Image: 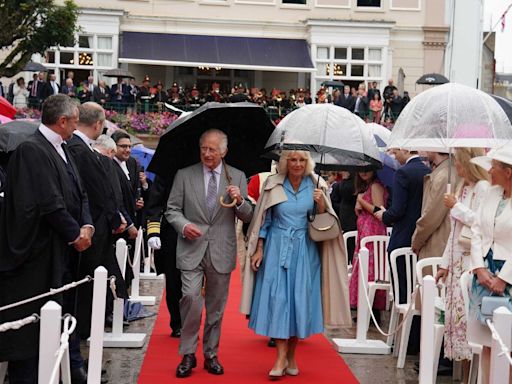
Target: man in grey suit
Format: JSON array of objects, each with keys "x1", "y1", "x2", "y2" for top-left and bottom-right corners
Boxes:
[{"x1": 165, "y1": 129, "x2": 253, "y2": 378}]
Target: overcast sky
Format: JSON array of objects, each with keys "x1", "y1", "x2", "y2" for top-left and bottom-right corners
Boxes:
[{"x1": 484, "y1": 0, "x2": 512, "y2": 73}]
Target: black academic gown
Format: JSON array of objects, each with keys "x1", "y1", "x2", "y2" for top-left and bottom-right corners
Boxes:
[
  {"x1": 67, "y1": 134, "x2": 129, "y2": 337},
  {"x1": 146, "y1": 175, "x2": 182, "y2": 331},
  {"x1": 0, "y1": 131, "x2": 92, "y2": 361}
]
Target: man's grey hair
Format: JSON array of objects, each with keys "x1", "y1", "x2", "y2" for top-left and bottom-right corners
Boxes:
[
  {"x1": 41, "y1": 94, "x2": 78, "y2": 125},
  {"x1": 199, "y1": 129, "x2": 228, "y2": 153},
  {"x1": 94, "y1": 134, "x2": 117, "y2": 153},
  {"x1": 78, "y1": 102, "x2": 105, "y2": 126}
]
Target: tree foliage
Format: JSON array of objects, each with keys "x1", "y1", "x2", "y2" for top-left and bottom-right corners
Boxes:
[{"x1": 0, "y1": 0, "x2": 79, "y2": 78}]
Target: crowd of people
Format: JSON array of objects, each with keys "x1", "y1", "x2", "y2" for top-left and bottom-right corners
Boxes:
[
  {"x1": 1, "y1": 83, "x2": 509, "y2": 384},
  {"x1": 4, "y1": 71, "x2": 409, "y2": 125}
]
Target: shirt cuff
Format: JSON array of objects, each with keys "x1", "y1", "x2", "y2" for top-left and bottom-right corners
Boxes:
[
  {"x1": 235, "y1": 196, "x2": 245, "y2": 209},
  {"x1": 182, "y1": 223, "x2": 191, "y2": 238},
  {"x1": 82, "y1": 224, "x2": 95, "y2": 237}
]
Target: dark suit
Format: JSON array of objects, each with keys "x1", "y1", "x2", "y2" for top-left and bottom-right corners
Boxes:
[
  {"x1": 110, "y1": 83, "x2": 130, "y2": 111},
  {"x1": 353, "y1": 96, "x2": 369, "y2": 119},
  {"x1": 330, "y1": 175, "x2": 357, "y2": 263},
  {"x1": 67, "y1": 134, "x2": 129, "y2": 337},
  {"x1": 92, "y1": 86, "x2": 111, "y2": 105},
  {"x1": 335, "y1": 93, "x2": 355, "y2": 112},
  {"x1": 61, "y1": 84, "x2": 77, "y2": 97},
  {"x1": 382, "y1": 157, "x2": 430, "y2": 303},
  {"x1": 0, "y1": 130, "x2": 92, "y2": 381},
  {"x1": 146, "y1": 175, "x2": 182, "y2": 333}
]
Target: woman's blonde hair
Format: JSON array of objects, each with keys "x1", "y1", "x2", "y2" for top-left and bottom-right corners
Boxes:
[
  {"x1": 277, "y1": 150, "x2": 316, "y2": 175},
  {"x1": 454, "y1": 148, "x2": 490, "y2": 184}
]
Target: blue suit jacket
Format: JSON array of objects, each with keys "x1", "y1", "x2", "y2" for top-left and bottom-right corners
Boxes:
[{"x1": 382, "y1": 157, "x2": 431, "y2": 252}]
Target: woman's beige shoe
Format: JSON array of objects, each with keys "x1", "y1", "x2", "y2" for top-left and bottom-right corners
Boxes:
[
  {"x1": 285, "y1": 367, "x2": 299, "y2": 376},
  {"x1": 269, "y1": 362, "x2": 288, "y2": 379}
]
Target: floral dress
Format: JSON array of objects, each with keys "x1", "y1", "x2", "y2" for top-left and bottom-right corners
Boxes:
[
  {"x1": 441, "y1": 181, "x2": 489, "y2": 361},
  {"x1": 349, "y1": 180, "x2": 388, "y2": 310}
]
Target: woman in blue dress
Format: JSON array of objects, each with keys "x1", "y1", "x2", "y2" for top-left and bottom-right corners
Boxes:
[{"x1": 244, "y1": 150, "x2": 351, "y2": 378}]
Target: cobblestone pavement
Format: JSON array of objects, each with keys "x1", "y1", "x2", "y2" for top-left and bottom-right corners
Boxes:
[{"x1": 83, "y1": 278, "x2": 460, "y2": 384}]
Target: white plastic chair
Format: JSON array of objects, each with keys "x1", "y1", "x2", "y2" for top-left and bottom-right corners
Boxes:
[
  {"x1": 388, "y1": 247, "x2": 419, "y2": 368},
  {"x1": 343, "y1": 230, "x2": 358, "y2": 276},
  {"x1": 415, "y1": 257, "x2": 446, "y2": 376},
  {"x1": 460, "y1": 271, "x2": 483, "y2": 384}
]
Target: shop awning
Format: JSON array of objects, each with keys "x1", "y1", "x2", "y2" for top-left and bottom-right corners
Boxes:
[{"x1": 119, "y1": 32, "x2": 315, "y2": 73}]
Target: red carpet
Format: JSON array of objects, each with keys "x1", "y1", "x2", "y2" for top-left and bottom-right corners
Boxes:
[{"x1": 138, "y1": 268, "x2": 359, "y2": 383}]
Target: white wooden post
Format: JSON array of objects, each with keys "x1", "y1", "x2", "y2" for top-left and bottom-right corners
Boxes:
[
  {"x1": 129, "y1": 228, "x2": 156, "y2": 305},
  {"x1": 419, "y1": 276, "x2": 436, "y2": 384},
  {"x1": 87, "y1": 266, "x2": 107, "y2": 384},
  {"x1": 140, "y1": 245, "x2": 162, "y2": 280},
  {"x1": 332, "y1": 247, "x2": 391, "y2": 354},
  {"x1": 38, "y1": 301, "x2": 62, "y2": 384},
  {"x1": 489, "y1": 307, "x2": 512, "y2": 384},
  {"x1": 103, "y1": 238, "x2": 146, "y2": 348}
]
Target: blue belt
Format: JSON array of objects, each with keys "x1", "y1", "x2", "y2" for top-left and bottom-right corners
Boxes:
[{"x1": 275, "y1": 223, "x2": 307, "y2": 269}]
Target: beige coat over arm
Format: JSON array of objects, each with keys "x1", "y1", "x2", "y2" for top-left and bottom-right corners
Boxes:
[
  {"x1": 412, "y1": 159, "x2": 459, "y2": 260},
  {"x1": 240, "y1": 173, "x2": 352, "y2": 329}
]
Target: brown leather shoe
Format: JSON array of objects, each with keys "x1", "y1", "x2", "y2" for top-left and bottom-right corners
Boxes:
[
  {"x1": 204, "y1": 356, "x2": 224, "y2": 375},
  {"x1": 176, "y1": 354, "x2": 196, "y2": 378}
]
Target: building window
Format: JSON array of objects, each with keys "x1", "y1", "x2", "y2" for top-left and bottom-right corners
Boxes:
[
  {"x1": 44, "y1": 32, "x2": 115, "y2": 84},
  {"x1": 283, "y1": 0, "x2": 306, "y2": 4},
  {"x1": 357, "y1": 0, "x2": 381, "y2": 6},
  {"x1": 313, "y1": 44, "x2": 384, "y2": 92}
]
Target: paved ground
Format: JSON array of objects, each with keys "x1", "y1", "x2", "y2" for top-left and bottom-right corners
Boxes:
[{"x1": 82, "y1": 278, "x2": 461, "y2": 384}]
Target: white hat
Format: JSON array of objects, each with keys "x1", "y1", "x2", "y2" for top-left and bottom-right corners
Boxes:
[{"x1": 470, "y1": 146, "x2": 512, "y2": 171}]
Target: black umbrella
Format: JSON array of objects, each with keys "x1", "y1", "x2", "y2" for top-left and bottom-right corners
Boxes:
[
  {"x1": 416, "y1": 73, "x2": 449, "y2": 85},
  {"x1": 103, "y1": 68, "x2": 135, "y2": 79},
  {"x1": 22, "y1": 61, "x2": 47, "y2": 72},
  {"x1": 491, "y1": 94, "x2": 512, "y2": 125},
  {"x1": 0, "y1": 121, "x2": 39, "y2": 153},
  {"x1": 147, "y1": 102, "x2": 275, "y2": 179},
  {"x1": 321, "y1": 80, "x2": 345, "y2": 89}
]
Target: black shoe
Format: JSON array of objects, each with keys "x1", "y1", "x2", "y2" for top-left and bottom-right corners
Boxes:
[
  {"x1": 267, "y1": 338, "x2": 276, "y2": 348},
  {"x1": 71, "y1": 366, "x2": 87, "y2": 384},
  {"x1": 413, "y1": 363, "x2": 452, "y2": 376},
  {"x1": 204, "y1": 356, "x2": 224, "y2": 375},
  {"x1": 171, "y1": 328, "x2": 181, "y2": 338},
  {"x1": 176, "y1": 354, "x2": 196, "y2": 378}
]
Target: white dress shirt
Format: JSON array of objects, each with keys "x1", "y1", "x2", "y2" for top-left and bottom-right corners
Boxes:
[
  {"x1": 51, "y1": 81, "x2": 59, "y2": 95},
  {"x1": 73, "y1": 130, "x2": 94, "y2": 151},
  {"x1": 114, "y1": 156, "x2": 130, "y2": 180},
  {"x1": 39, "y1": 124, "x2": 67, "y2": 163}
]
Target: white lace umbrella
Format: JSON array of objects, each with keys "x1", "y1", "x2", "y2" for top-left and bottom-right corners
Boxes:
[
  {"x1": 264, "y1": 103, "x2": 381, "y2": 171},
  {"x1": 388, "y1": 83, "x2": 512, "y2": 151}
]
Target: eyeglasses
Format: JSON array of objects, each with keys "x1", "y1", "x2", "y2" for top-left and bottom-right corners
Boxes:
[
  {"x1": 117, "y1": 144, "x2": 132, "y2": 149},
  {"x1": 200, "y1": 146, "x2": 219, "y2": 155}
]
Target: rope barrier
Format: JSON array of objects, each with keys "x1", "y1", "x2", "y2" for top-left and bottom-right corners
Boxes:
[
  {"x1": 486, "y1": 318, "x2": 512, "y2": 366},
  {"x1": 358, "y1": 260, "x2": 421, "y2": 337},
  {"x1": 0, "y1": 276, "x2": 93, "y2": 313},
  {"x1": 49, "y1": 314, "x2": 77, "y2": 384},
  {"x1": 0, "y1": 314, "x2": 40, "y2": 333},
  {"x1": 109, "y1": 276, "x2": 118, "y2": 300}
]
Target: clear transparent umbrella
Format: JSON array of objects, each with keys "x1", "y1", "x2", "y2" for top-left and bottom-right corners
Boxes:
[
  {"x1": 388, "y1": 83, "x2": 512, "y2": 151},
  {"x1": 264, "y1": 104, "x2": 382, "y2": 171}
]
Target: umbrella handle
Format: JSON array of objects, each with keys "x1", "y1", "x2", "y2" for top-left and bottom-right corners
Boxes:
[
  {"x1": 219, "y1": 195, "x2": 237, "y2": 208},
  {"x1": 219, "y1": 158, "x2": 237, "y2": 208}
]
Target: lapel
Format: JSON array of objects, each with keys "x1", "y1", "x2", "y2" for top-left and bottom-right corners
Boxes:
[
  {"x1": 191, "y1": 163, "x2": 209, "y2": 221},
  {"x1": 484, "y1": 186, "x2": 503, "y2": 239},
  {"x1": 211, "y1": 164, "x2": 229, "y2": 221}
]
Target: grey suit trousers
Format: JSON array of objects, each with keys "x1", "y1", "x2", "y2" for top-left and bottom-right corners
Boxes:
[{"x1": 179, "y1": 247, "x2": 231, "y2": 358}]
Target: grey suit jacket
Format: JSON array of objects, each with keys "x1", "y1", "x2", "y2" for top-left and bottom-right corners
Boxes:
[{"x1": 165, "y1": 162, "x2": 253, "y2": 273}]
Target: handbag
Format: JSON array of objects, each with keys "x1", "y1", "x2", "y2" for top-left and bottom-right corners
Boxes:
[
  {"x1": 457, "y1": 189, "x2": 475, "y2": 250},
  {"x1": 458, "y1": 224, "x2": 472, "y2": 250},
  {"x1": 308, "y1": 212, "x2": 340, "y2": 242},
  {"x1": 478, "y1": 295, "x2": 512, "y2": 325}
]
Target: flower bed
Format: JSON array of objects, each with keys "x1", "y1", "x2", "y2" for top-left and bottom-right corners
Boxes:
[{"x1": 104, "y1": 110, "x2": 179, "y2": 136}]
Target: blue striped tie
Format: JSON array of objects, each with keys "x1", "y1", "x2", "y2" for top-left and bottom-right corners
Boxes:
[{"x1": 206, "y1": 171, "x2": 217, "y2": 218}]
